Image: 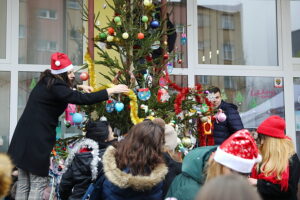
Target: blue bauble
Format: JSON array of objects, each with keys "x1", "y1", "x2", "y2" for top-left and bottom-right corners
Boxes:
[
  {"x1": 106, "y1": 100, "x2": 115, "y2": 113},
  {"x1": 138, "y1": 89, "x2": 151, "y2": 101},
  {"x1": 72, "y1": 113, "x2": 83, "y2": 124},
  {"x1": 150, "y1": 20, "x2": 160, "y2": 29},
  {"x1": 115, "y1": 102, "x2": 124, "y2": 112}
]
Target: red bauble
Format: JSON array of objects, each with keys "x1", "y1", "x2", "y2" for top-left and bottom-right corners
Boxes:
[
  {"x1": 80, "y1": 72, "x2": 89, "y2": 81},
  {"x1": 137, "y1": 32, "x2": 144, "y2": 39},
  {"x1": 177, "y1": 59, "x2": 183, "y2": 64},
  {"x1": 146, "y1": 55, "x2": 153, "y2": 62},
  {"x1": 107, "y1": 27, "x2": 115, "y2": 35},
  {"x1": 163, "y1": 53, "x2": 169, "y2": 59}
]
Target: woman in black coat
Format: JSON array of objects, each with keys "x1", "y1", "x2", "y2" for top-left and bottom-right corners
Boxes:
[{"x1": 7, "y1": 52, "x2": 129, "y2": 200}]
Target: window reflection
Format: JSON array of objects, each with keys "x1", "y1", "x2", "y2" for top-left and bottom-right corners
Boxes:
[
  {"x1": 0, "y1": 72, "x2": 10, "y2": 152},
  {"x1": 19, "y1": 0, "x2": 83, "y2": 65},
  {"x1": 291, "y1": 0, "x2": 300, "y2": 58},
  {"x1": 0, "y1": 0, "x2": 7, "y2": 59},
  {"x1": 195, "y1": 75, "x2": 284, "y2": 128},
  {"x1": 293, "y1": 78, "x2": 300, "y2": 154},
  {"x1": 197, "y1": 0, "x2": 277, "y2": 66}
]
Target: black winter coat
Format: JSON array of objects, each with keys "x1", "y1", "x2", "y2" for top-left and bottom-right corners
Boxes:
[
  {"x1": 213, "y1": 100, "x2": 244, "y2": 145},
  {"x1": 256, "y1": 153, "x2": 300, "y2": 200},
  {"x1": 8, "y1": 77, "x2": 108, "y2": 177}
]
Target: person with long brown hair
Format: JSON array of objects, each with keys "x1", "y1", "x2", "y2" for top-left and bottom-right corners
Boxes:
[
  {"x1": 97, "y1": 120, "x2": 168, "y2": 200},
  {"x1": 249, "y1": 116, "x2": 300, "y2": 200},
  {"x1": 7, "y1": 52, "x2": 129, "y2": 200}
]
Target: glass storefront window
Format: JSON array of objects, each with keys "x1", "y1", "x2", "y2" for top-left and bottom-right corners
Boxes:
[
  {"x1": 18, "y1": 72, "x2": 82, "y2": 139},
  {"x1": 195, "y1": 75, "x2": 284, "y2": 128},
  {"x1": 293, "y1": 78, "x2": 300, "y2": 154},
  {"x1": 0, "y1": 72, "x2": 10, "y2": 152},
  {"x1": 19, "y1": 0, "x2": 83, "y2": 65},
  {"x1": 291, "y1": 0, "x2": 300, "y2": 58},
  {"x1": 0, "y1": 0, "x2": 7, "y2": 59},
  {"x1": 168, "y1": 0, "x2": 188, "y2": 68},
  {"x1": 197, "y1": 0, "x2": 278, "y2": 66}
]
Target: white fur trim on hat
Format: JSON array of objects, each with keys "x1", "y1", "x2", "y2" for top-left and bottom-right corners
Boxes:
[
  {"x1": 51, "y1": 64, "x2": 74, "y2": 75},
  {"x1": 213, "y1": 147, "x2": 260, "y2": 173}
]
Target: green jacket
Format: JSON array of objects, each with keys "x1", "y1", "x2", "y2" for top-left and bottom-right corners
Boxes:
[{"x1": 165, "y1": 146, "x2": 217, "y2": 200}]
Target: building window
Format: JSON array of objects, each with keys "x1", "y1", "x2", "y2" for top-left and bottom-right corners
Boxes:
[
  {"x1": 223, "y1": 43, "x2": 234, "y2": 61},
  {"x1": 291, "y1": 0, "x2": 300, "y2": 58},
  {"x1": 67, "y1": 0, "x2": 81, "y2": 9},
  {"x1": 37, "y1": 9, "x2": 57, "y2": 19},
  {"x1": 221, "y1": 15, "x2": 235, "y2": 30},
  {"x1": 37, "y1": 40, "x2": 57, "y2": 52},
  {"x1": 198, "y1": 13, "x2": 210, "y2": 27}
]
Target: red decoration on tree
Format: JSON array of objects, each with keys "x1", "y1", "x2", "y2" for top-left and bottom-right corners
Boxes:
[
  {"x1": 107, "y1": 27, "x2": 115, "y2": 35},
  {"x1": 137, "y1": 32, "x2": 144, "y2": 39},
  {"x1": 79, "y1": 72, "x2": 89, "y2": 81},
  {"x1": 177, "y1": 59, "x2": 183, "y2": 64},
  {"x1": 163, "y1": 53, "x2": 169, "y2": 59}
]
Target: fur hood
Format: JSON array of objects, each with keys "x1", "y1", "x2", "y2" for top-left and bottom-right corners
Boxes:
[{"x1": 102, "y1": 146, "x2": 168, "y2": 191}]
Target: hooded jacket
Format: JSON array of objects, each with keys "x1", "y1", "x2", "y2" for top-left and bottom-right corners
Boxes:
[
  {"x1": 100, "y1": 146, "x2": 168, "y2": 200},
  {"x1": 59, "y1": 139, "x2": 108, "y2": 200},
  {"x1": 165, "y1": 146, "x2": 218, "y2": 200},
  {"x1": 213, "y1": 100, "x2": 244, "y2": 145}
]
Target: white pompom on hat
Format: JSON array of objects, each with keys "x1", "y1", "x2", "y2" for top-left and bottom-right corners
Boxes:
[
  {"x1": 214, "y1": 129, "x2": 262, "y2": 173},
  {"x1": 50, "y1": 52, "x2": 74, "y2": 74},
  {"x1": 164, "y1": 124, "x2": 178, "y2": 151}
]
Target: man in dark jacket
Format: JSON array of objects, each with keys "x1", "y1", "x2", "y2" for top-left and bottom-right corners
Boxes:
[{"x1": 208, "y1": 86, "x2": 244, "y2": 145}]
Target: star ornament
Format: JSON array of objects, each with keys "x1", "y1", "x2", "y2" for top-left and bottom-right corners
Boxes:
[{"x1": 206, "y1": 93, "x2": 216, "y2": 102}]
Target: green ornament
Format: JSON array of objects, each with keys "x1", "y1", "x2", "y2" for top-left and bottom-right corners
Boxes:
[
  {"x1": 114, "y1": 16, "x2": 121, "y2": 23},
  {"x1": 142, "y1": 15, "x2": 148, "y2": 22},
  {"x1": 99, "y1": 32, "x2": 107, "y2": 39}
]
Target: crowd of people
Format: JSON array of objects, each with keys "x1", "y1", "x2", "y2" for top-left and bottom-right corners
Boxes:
[{"x1": 0, "y1": 52, "x2": 299, "y2": 200}]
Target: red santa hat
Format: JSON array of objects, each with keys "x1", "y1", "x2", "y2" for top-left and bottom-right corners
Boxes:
[
  {"x1": 214, "y1": 129, "x2": 261, "y2": 173},
  {"x1": 50, "y1": 52, "x2": 74, "y2": 75},
  {"x1": 257, "y1": 115, "x2": 288, "y2": 139}
]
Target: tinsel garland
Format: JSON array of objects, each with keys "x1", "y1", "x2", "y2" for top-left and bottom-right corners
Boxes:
[{"x1": 85, "y1": 52, "x2": 102, "y2": 92}]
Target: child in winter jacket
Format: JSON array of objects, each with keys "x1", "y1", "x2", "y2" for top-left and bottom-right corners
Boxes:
[
  {"x1": 249, "y1": 116, "x2": 300, "y2": 200},
  {"x1": 59, "y1": 119, "x2": 116, "y2": 200}
]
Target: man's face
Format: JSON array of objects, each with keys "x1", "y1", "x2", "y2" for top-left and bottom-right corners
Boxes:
[{"x1": 212, "y1": 92, "x2": 222, "y2": 108}]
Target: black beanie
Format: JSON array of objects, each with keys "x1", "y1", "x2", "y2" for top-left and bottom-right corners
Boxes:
[{"x1": 85, "y1": 121, "x2": 109, "y2": 142}]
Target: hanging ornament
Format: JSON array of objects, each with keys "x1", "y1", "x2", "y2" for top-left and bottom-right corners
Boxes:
[
  {"x1": 163, "y1": 41, "x2": 168, "y2": 46},
  {"x1": 138, "y1": 88, "x2": 151, "y2": 101},
  {"x1": 114, "y1": 37, "x2": 120, "y2": 43},
  {"x1": 181, "y1": 137, "x2": 192, "y2": 148},
  {"x1": 114, "y1": 16, "x2": 121, "y2": 23},
  {"x1": 140, "y1": 104, "x2": 149, "y2": 113},
  {"x1": 163, "y1": 53, "x2": 169, "y2": 59},
  {"x1": 122, "y1": 32, "x2": 129, "y2": 39},
  {"x1": 200, "y1": 104, "x2": 209, "y2": 113},
  {"x1": 143, "y1": 0, "x2": 152, "y2": 7},
  {"x1": 177, "y1": 59, "x2": 183, "y2": 64},
  {"x1": 107, "y1": 35, "x2": 114, "y2": 42},
  {"x1": 79, "y1": 72, "x2": 89, "y2": 81},
  {"x1": 107, "y1": 27, "x2": 115, "y2": 35},
  {"x1": 146, "y1": 55, "x2": 153, "y2": 62},
  {"x1": 99, "y1": 32, "x2": 107, "y2": 40},
  {"x1": 65, "y1": 104, "x2": 76, "y2": 125},
  {"x1": 215, "y1": 112, "x2": 226, "y2": 123},
  {"x1": 103, "y1": 4, "x2": 107, "y2": 9},
  {"x1": 151, "y1": 41, "x2": 160, "y2": 50},
  {"x1": 167, "y1": 62, "x2": 173, "y2": 73},
  {"x1": 181, "y1": 33, "x2": 187, "y2": 45},
  {"x1": 72, "y1": 113, "x2": 83, "y2": 124},
  {"x1": 150, "y1": 20, "x2": 160, "y2": 29},
  {"x1": 106, "y1": 99, "x2": 115, "y2": 113},
  {"x1": 159, "y1": 76, "x2": 168, "y2": 87},
  {"x1": 157, "y1": 88, "x2": 170, "y2": 103},
  {"x1": 142, "y1": 15, "x2": 149, "y2": 23},
  {"x1": 115, "y1": 102, "x2": 124, "y2": 112},
  {"x1": 137, "y1": 32, "x2": 144, "y2": 39}
]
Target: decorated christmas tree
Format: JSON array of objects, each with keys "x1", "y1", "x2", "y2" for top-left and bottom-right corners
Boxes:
[{"x1": 78, "y1": 0, "x2": 217, "y2": 147}]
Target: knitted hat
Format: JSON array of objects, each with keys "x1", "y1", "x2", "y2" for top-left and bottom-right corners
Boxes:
[
  {"x1": 50, "y1": 52, "x2": 74, "y2": 74},
  {"x1": 86, "y1": 121, "x2": 109, "y2": 142},
  {"x1": 214, "y1": 129, "x2": 261, "y2": 173},
  {"x1": 164, "y1": 124, "x2": 178, "y2": 151},
  {"x1": 257, "y1": 115, "x2": 287, "y2": 138}
]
